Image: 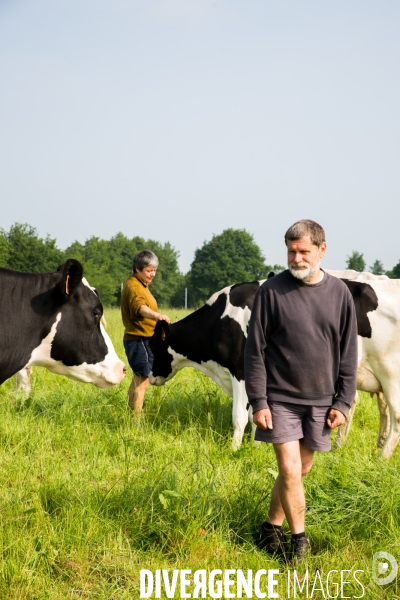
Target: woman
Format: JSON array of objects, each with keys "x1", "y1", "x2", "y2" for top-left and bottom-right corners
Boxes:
[{"x1": 121, "y1": 250, "x2": 171, "y2": 412}]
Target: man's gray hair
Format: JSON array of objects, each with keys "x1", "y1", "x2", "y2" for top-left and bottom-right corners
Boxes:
[
  {"x1": 133, "y1": 250, "x2": 159, "y2": 272},
  {"x1": 285, "y1": 219, "x2": 325, "y2": 247}
]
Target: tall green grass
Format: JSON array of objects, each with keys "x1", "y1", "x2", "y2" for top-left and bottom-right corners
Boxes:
[{"x1": 0, "y1": 308, "x2": 399, "y2": 598}]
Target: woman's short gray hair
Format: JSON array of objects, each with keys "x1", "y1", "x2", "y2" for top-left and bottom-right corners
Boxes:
[
  {"x1": 284, "y1": 219, "x2": 325, "y2": 247},
  {"x1": 133, "y1": 250, "x2": 159, "y2": 272}
]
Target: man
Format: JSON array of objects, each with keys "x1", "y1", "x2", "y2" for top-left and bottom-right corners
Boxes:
[
  {"x1": 121, "y1": 250, "x2": 171, "y2": 414},
  {"x1": 244, "y1": 219, "x2": 358, "y2": 564}
]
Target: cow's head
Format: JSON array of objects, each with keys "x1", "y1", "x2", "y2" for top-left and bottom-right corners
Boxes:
[
  {"x1": 148, "y1": 320, "x2": 175, "y2": 385},
  {"x1": 29, "y1": 259, "x2": 126, "y2": 388}
]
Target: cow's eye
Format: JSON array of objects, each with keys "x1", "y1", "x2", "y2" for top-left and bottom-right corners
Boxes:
[{"x1": 92, "y1": 308, "x2": 102, "y2": 318}]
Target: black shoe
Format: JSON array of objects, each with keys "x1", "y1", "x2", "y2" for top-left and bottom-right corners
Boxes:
[
  {"x1": 287, "y1": 535, "x2": 310, "y2": 565},
  {"x1": 255, "y1": 522, "x2": 287, "y2": 556}
]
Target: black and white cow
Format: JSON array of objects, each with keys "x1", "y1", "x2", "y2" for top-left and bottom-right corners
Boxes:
[
  {"x1": 150, "y1": 276, "x2": 400, "y2": 457},
  {"x1": 14, "y1": 366, "x2": 33, "y2": 395},
  {"x1": 334, "y1": 389, "x2": 389, "y2": 449},
  {"x1": 326, "y1": 270, "x2": 390, "y2": 449},
  {"x1": 13, "y1": 308, "x2": 109, "y2": 395},
  {"x1": 0, "y1": 259, "x2": 126, "y2": 388},
  {"x1": 150, "y1": 281, "x2": 261, "y2": 449},
  {"x1": 338, "y1": 277, "x2": 400, "y2": 458},
  {"x1": 326, "y1": 269, "x2": 389, "y2": 281}
]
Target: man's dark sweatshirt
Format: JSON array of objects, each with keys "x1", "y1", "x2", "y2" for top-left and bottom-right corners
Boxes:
[{"x1": 244, "y1": 270, "x2": 358, "y2": 417}]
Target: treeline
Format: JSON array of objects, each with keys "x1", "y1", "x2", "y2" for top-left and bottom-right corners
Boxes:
[
  {"x1": 0, "y1": 224, "x2": 183, "y2": 306},
  {"x1": 346, "y1": 251, "x2": 400, "y2": 278},
  {"x1": 1, "y1": 223, "x2": 399, "y2": 307}
]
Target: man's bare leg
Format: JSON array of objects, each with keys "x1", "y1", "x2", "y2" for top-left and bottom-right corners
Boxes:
[
  {"x1": 268, "y1": 441, "x2": 314, "y2": 533},
  {"x1": 128, "y1": 374, "x2": 150, "y2": 412}
]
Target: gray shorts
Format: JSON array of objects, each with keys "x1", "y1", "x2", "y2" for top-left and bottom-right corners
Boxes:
[{"x1": 254, "y1": 401, "x2": 332, "y2": 452}]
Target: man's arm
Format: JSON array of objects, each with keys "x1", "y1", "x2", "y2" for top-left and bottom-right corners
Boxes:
[
  {"x1": 331, "y1": 296, "x2": 358, "y2": 418},
  {"x1": 245, "y1": 287, "x2": 271, "y2": 421}
]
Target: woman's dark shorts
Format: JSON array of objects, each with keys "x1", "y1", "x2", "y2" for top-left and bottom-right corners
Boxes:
[
  {"x1": 254, "y1": 401, "x2": 332, "y2": 452},
  {"x1": 124, "y1": 338, "x2": 154, "y2": 377}
]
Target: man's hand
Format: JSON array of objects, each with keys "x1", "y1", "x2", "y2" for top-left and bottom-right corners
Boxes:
[
  {"x1": 326, "y1": 408, "x2": 346, "y2": 429},
  {"x1": 253, "y1": 408, "x2": 273, "y2": 430}
]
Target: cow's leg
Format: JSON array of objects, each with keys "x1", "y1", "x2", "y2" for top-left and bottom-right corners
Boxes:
[
  {"x1": 380, "y1": 379, "x2": 400, "y2": 459},
  {"x1": 231, "y1": 379, "x2": 249, "y2": 450},
  {"x1": 14, "y1": 366, "x2": 32, "y2": 396},
  {"x1": 376, "y1": 392, "x2": 390, "y2": 447},
  {"x1": 333, "y1": 391, "x2": 359, "y2": 448}
]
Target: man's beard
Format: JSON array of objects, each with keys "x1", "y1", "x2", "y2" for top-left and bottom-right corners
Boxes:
[{"x1": 289, "y1": 261, "x2": 320, "y2": 282}]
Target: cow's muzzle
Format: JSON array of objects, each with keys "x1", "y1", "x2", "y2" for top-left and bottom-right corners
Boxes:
[{"x1": 148, "y1": 372, "x2": 166, "y2": 386}]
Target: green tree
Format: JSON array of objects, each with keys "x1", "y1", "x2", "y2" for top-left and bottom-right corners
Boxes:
[
  {"x1": 65, "y1": 235, "x2": 132, "y2": 306},
  {"x1": 169, "y1": 271, "x2": 190, "y2": 308},
  {"x1": 270, "y1": 264, "x2": 286, "y2": 275},
  {"x1": 144, "y1": 239, "x2": 183, "y2": 306},
  {"x1": 369, "y1": 260, "x2": 385, "y2": 275},
  {"x1": 188, "y1": 228, "x2": 270, "y2": 305},
  {"x1": 107, "y1": 233, "x2": 145, "y2": 304},
  {"x1": 0, "y1": 228, "x2": 9, "y2": 267},
  {"x1": 5, "y1": 223, "x2": 64, "y2": 272},
  {"x1": 64, "y1": 240, "x2": 85, "y2": 264},
  {"x1": 65, "y1": 233, "x2": 182, "y2": 306},
  {"x1": 346, "y1": 251, "x2": 366, "y2": 272},
  {"x1": 386, "y1": 260, "x2": 400, "y2": 279}
]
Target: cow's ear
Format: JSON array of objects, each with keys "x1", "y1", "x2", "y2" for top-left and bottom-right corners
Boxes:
[
  {"x1": 59, "y1": 259, "x2": 84, "y2": 299},
  {"x1": 155, "y1": 320, "x2": 169, "y2": 339},
  {"x1": 267, "y1": 271, "x2": 275, "y2": 279}
]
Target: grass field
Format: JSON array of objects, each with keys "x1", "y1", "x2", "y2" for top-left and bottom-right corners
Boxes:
[{"x1": 1, "y1": 307, "x2": 400, "y2": 599}]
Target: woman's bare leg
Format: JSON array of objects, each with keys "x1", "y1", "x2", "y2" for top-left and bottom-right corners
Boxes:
[{"x1": 128, "y1": 374, "x2": 150, "y2": 412}]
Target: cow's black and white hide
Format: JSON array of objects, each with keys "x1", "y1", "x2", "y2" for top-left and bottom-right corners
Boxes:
[
  {"x1": 326, "y1": 269, "x2": 389, "y2": 281},
  {"x1": 0, "y1": 260, "x2": 125, "y2": 389},
  {"x1": 336, "y1": 277, "x2": 400, "y2": 458},
  {"x1": 334, "y1": 390, "x2": 390, "y2": 450},
  {"x1": 150, "y1": 281, "x2": 262, "y2": 449},
  {"x1": 327, "y1": 271, "x2": 392, "y2": 451},
  {"x1": 13, "y1": 311, "x2": 109, "y2": 395}
]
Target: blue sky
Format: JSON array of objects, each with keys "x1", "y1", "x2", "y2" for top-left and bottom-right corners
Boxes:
[{"x1": 0, "y1": 0, "x2": 399, "y2": 272}]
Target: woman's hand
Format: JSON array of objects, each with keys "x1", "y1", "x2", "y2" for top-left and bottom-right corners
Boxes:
[
  {"x1": 139, "y1": 305, "x2": 171, "y2": 323},
  {"x1": 157, "y1": 313, "x2": 171, "y2": 324}
]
